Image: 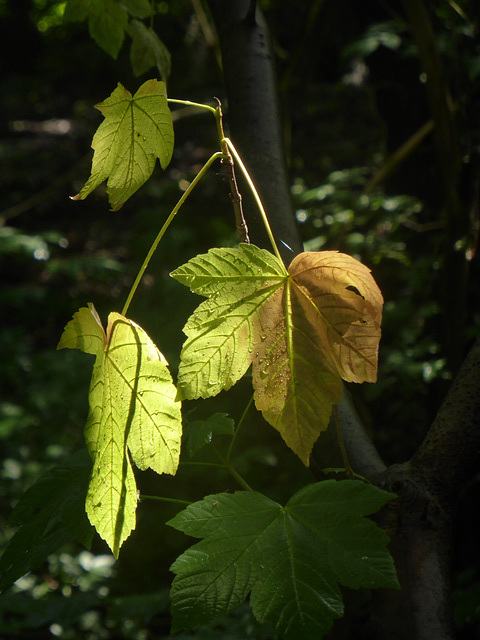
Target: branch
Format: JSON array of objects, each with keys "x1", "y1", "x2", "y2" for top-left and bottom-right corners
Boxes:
[
  {"x1": 368, "y1": 336, "x2": 480, "y2": 639},
  {"x1": 207, "y1": 0, "x2": 385, "y2": 480},
  {"x1": 206, "y1": 0, "x2": 302, "y2": 262},
  {"x1": 410, "y1": 335, "x2": 480, "y2": 495}
]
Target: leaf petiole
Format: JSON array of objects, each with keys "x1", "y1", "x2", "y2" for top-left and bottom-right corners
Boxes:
[
  {"x1": 212, "y1": 446, "x2": 254, "y2": 492},
  {"x1": 122, "y1": 150, "x2": 223, "y2": 316},
  {"x1": 226, "y1": 394, "x2": 255, "y2": 464},
  {"x1": 140, "y1": 494, "x2": 192, "y2": 506},
  {"x1": 167, "y1": 98, "x2": 217, "y2": 116},
  {"x1": 224, "y1": 138, "x2": 287, "y2": 271}
]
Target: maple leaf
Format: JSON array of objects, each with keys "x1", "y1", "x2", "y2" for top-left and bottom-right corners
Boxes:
[
  {"x1": 0, "y1": 450, "x2": 94, "y2": 592},
  {"x1": 57, "y1": 303, "x2": 182, "y2": 555},
  {"x1": 129, "y1": 19, "x2": 171, "y2": 80},
  {"x1": 64, "y1": 0, "x2": 151, "y2": 58},
  {"x1": 71, "y1": 79, "x2": 174, "y2": 211},
  {"x1": 168, "y1": 481, "x2": 399, "y2": 640},
  {"x1": 171, "y1": 245, "x2": 383, "y2": 465},
  {"x1": 183, "y1": 412, "x2": 235, "y2": 458}
]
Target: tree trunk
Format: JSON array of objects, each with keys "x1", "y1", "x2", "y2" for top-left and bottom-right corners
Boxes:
[
  {"x1": 206, "y1": 0, "x2": 302, "y2": 263},
  {"x1": 206, "y1": 2, "x2": 480, "y2": 638}
]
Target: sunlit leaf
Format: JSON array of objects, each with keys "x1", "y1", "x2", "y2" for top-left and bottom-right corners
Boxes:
[
  {"x1": 171, "y1": 244, "x2": 285, "y2": 399},
  {"x1": 253, "y1": 250, "x2": 383, "y2": 463},
  {"x1": 172, "y1": 245, "x2": 382, "y2": 465},
  {"x1": 129, "y1": 19, "x2": 171, "y2": 80},
  {"x1": 71, "y1": 79, "x2": 174, "y2": 211},
  {"x1": 168, "y1": 480, "x2": 398, "y2": 639},
  {"x1": 58, "y1": 304, "x2": 182, "y2": 556}
]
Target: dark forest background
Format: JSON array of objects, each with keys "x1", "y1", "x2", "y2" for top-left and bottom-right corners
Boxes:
[{"x1": 1, "y1": 1, "x2": 480, "y2": 638}]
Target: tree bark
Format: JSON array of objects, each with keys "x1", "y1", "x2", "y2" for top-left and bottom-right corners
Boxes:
[
  {"x1": 205, "y1": 0, "x2": 385, "y2": 481},
  {"x1": 370, "y1": 336, "x2": 480, "y2": 640},
  {"x1": 206, "y1": 2, "x2": 480, "y2": 639},
  {"x1": 206, "y1": 0, "x2": 303, "y2": 263}
]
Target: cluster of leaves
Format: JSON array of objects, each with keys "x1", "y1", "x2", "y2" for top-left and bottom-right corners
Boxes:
[
  {"x1": 293, "y1": 167, "x2": 423, "y2": 261},
  {"x1": 0, "y1": 77, "x2": 397, "y2": 640},
  {"x1": 172, "y1": 244, "x2": 383, "y2": 465},
  {"x1": 64, "y1": 0, "x2": 171, "y2": 78}
]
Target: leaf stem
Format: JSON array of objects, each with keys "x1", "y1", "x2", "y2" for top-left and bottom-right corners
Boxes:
[
  {"x1": 226, "y1": 394, "x2": 255, "y2": 463},
  {"x1": 212, "y1": 446, "x2": 255, "y2": 492},
  {"x1": 212, "y1": 102, "x2": 250, "y2": 243},
  {"x1": 121, "y1": 151, "x2": 223, "y2": 316},
  {"x1": 167, "y1": 98, "x2": 217, "y2": 116},
  {"x1": 139, "y1": 494, "x2": 192, "y2": 506},
  {"x1": 224, "y1": 138, "x2": 286, "y2": 271}
]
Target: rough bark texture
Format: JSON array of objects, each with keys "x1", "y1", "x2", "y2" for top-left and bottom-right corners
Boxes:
[
  {"x1": 206, "y1": 2, "x2": 480, "y2": 639},
  {"x1": 412, "y1": 335, "x2": 480, "y2": 493},
  {"x1": 370, "y1": 337, "x2": 480, "y2": 640}
]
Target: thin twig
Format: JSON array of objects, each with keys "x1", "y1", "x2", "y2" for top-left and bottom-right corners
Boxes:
[
  {"x1": 214, "y1": 101, "x2": 250, "y2": 243},
  {"x1": 220, "y1": 153, "x2": 250, "y2": 243},
  {"x1": 225, "y1": 138, "x2": 286, "y2": 269}
]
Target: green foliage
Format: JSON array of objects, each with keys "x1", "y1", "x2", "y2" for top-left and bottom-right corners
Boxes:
[
  {"x1": 343, "y1": 20, "x2": 404, "y2": 58},
  {"x1": 3, "y1": 1, "x2": 480, "y2": 637},
  {"x1": 183, "y1": 413, "x2": 235, "y2": 458},
  {"x1": 294, "y1": 167, "x2": 423, "y2": 260},
  {"x1": 171, "y1": 244, "x2": 286, "y2": 398},
  {"x1": 71, "y1": 79, "x2": 174, "y2": 211},
  {"x1": 57, "y1": 304, "x2": 182, "y2": 555},
  {"x1": 1, "y1": 81, "x2": 393, "y2": 637},
  {"x1": 0, "y1": 589, "x2": 99, "y2": 637},
  {"x1": 168, "y1": 481, "x2": 398, "y2": 638},
  {"x1": 64, "y1": 0, "x2": 151, "y2": 58},
  {"x1": 172, "y1": 244, "x2": 382, "y2": 465},
  {"x1": 0, "y1": 450, "x2": 93, "y2": 591},
  {"x1": 129, "y1": 19, "x2": 171, "y2": 79}
]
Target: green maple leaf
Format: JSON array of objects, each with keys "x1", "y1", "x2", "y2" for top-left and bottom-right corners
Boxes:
[
  {"x1": 71, "y1": 79, "x2": 174, "y2": 211},
  {"x1": 168, "y1": 480, "x2": 399, "y2": 639},
  {"x1": 0, "y1": 450, "x2": 93, "y2": 592},
  {"x1": 122, "y1": 0, "x2": 151, "y2": 18},
  {"x1": 171, "y1": 244, "x2": 383, "y2": 465},
  {"x1": 57, "y1": 303, "x2": 182, "y2": 556},
  {"x1": 64, "y1": 0, "x2": 151, "y2": 58},
  {"x1": 183, "y1": 412, "x2": 235, "y2": 458},
  {"x1": 129, "y1": 19, "x2": 171, "y2": 80}
]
